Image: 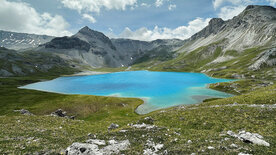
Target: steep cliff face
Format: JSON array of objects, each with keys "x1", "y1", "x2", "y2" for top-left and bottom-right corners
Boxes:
[{"x1": 182, "y1": 5, "x2": 276, "y2": 53}]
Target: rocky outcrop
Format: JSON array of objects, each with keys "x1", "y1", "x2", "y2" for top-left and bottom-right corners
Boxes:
[
  {"x1": 51, "y1": 109, "x2": 75, "y2": 119},
  {"x1": 44, "y1": 37, "x2": 91, "y2": 51},
  {"x1": 227, "y1": 130, "x2": 270, "y2": 146},
  {"x1": 108, "y1": 123, "x2": 119, "y2": 130},
  {"x1": 249, "y1": 48, "x2": 276, "y2": 70},
  {"x1": 14, "y1": 109, "x2": 33, "y2": 115},
  {"x1": 65, "y1": 139, "x2": 130, "y2": 155},
  {"x1": 191, "y1": 18, "x2": 225, "y2": 40}
]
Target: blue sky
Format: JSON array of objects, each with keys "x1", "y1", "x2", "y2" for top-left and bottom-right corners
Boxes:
[{"x1": 0, "y1": 0, "x2": 275, "y2": 40}]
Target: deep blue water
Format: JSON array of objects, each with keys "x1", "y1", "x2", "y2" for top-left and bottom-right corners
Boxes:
[{"x1": 20, "y1": 71, "x2": 234, "y2": 114}]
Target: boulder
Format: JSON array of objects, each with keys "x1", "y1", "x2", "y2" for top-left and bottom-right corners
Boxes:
[
  {"x1": 108, "y1": 123, "x2": 119, "y2": 130},
  {"x1": 51, "y1": 109, "x2": 66, "y2": 117},
  {"x1": 227, "y1": 130, "x2": 270, "y2": 146},
  {"x1": 51, "y1": 109, "x2": 75, "y2": 119},
  {"x1": 231, "y1": 73, "x2": 245, "y2": 79},
  {"x1": 14, "y1": 109, "x2": 33, "y2": 115},
  {"x1": 66, "y1": 140, "x2": 130, "y2": 155},
  {"x1": 138, "y1": 117, "x2": 155, "y2": 125}
]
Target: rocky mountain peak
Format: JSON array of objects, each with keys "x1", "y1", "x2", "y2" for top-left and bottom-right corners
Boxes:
[
  {"x1": 244, "y1": 5, "x2": 276, "y2": 11},
  {"x1": 238, "y1": 5, "x2": 276, "y2": 23},
  {"x1": 75, "y1": 26, "x2": 116, "y2": 50},
  {"x1": 208, "y1": 18, "x2": 224, "y2": 26},
  {"x1": 190, "y1": 18, "x2": 225, "y2": 40},
  {"x1": 78, "y1": 26, "x2": 105, "y2": 38}
]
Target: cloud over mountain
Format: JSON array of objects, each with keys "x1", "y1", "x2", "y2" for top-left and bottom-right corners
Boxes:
[
  {"x1": 115, "y1": 18, "x2": 211, "y2": 41},
  {"x1": 0, "y1": 0, "x2": 72, "y2": 37},
  {"x1": 59, "y1": 0, "x2": 137, "y2": 13}
]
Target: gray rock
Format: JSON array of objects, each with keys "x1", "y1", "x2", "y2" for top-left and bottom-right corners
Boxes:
[
  {"x1": 86, "y1": 139, "x2": 106, "y2": 146},
  {"x1": 238, "y1": 153, "x2": 252, "y2": 155},
  {"x1": 230, "y1": 143, "x2": 238, "y2": 148},
  {"x1": 249, "y1": 48, "x2": 276, "y2": 70},
  {"x1": 233, "y1": 102, "x2": 239, "y2": 105},
  {"x1": 50, "y1": 109, "x2": 75, "y2": 119},
  {"x1": 138, "y1": 116, "x2": 155, "y2": 125},
  {"x1": 108, "y1": 123, "x2": 119, "y2": 130},
  {"x1": 51, "y1": 109, "x2": 66, "y2": 117},
  {"x1": 144, "y1": 117, "x2": 154, "y2": 124},
  {"x1": 207, "y1": 146, "x2": 215, "y2": 150},
  {"x1": 66, "y1": 140, "x2": 130, "y2": 155},
  {"x1": 227, "y1": 130, "x2": 270, "y2": 146},
  {"x1": 14, "y1": 109, "x2": 33, "y2": 115},
  {"x1": 231, "y1": 74, "x2": 245, "y2": 79}
]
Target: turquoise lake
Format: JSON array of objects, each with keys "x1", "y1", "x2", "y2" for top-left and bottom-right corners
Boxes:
[{"x1": 20, "y1": 71, "x2": 234, "y2": 114}]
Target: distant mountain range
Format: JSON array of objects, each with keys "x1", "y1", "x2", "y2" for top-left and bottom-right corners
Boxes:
[
  {"x1": 0, "y1": 5, "x2": 275, "y2": 78},
  {"x1": 0, "y1": 30, "x2": 54, "y2": 50},
  {"x1": 34, "y1": 26, "x2": 183, "y2": 68}
]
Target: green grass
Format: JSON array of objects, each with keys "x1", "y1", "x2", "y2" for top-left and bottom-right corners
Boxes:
[
  {"x1": 90, "y1": 84, "x2": 276, "y2": 154},
  {"x1": 0, "y1": 74, "x2": 145, "y2": 153}
]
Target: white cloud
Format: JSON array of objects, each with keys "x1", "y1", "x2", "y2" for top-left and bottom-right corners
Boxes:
[
  {"x1": 168, "y1": 4, "x2": 176, "y2": 10},
  {"x1": 59, "y1": 0, "x2": 137, "y2": 13},
  {"x1": 0, "y1": 0, "x2": 71, "y2": 36},
  {"x1": 115, "y1": 18, "x2": 211, "y2": 41},
  {"x1": 267, "y1": 0, "x2": 276, "y2": 5},
  {"x1": 213, "y1": 0, "x2": 252, "y2": 9},
  {"x1": 155, "y1": 0, "x2": 164, "y2": 7},
  {"x1": 218, "y1": 5, "x2": 246, "y2": 20},
  {"x1": 82, "y1": 14, "x2": 96, "y2": 23},
  {"x1": 141, "y1": 3, "x2": 151, "y2": 8}
]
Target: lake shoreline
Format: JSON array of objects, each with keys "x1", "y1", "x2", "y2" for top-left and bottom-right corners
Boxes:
[{"x1": 66, "y1": 71, "x2": 111, "y2": 76}]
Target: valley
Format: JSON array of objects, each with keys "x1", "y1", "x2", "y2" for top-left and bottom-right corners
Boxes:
[{"x1": 0, "y1": 4, "x2": 275, "y2": 155}]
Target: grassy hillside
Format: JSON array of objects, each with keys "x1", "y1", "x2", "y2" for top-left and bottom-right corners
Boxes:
[
  {"x1": 0, "y1": 74, "x2": 144, "y2": 154},
  {"x1": 0, "y1": 74, "x2": 275, "y2": 154}
]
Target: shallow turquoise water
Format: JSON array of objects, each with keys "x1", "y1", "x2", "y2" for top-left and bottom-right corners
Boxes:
[{"x1": 20, "y1": 71, "x2": 234, "y2": 114}]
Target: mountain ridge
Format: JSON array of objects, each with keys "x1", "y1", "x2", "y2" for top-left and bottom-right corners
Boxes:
[
  {"x1": 0, "y1": 30, "x2": 54, "y2": 50},
  {"x1": 34, "y1": 26, "x2": 183, "y2": 68},
  {"x1": 184, "y1": 5, "x2": 276, "y2": 53},
  {"x1": 1, "y1": 5, "x2": 276, "y2": 77}
]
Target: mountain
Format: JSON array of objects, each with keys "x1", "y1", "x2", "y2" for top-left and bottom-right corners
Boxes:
[
  {"x1": 0, "y1": 30, "x2": 54, "y2": 50},
  {"x1": 182, "y1": 5, "x2": 276, "y2": 52},
  {"x1": 134, "y1": 5, "x2": 276, "y2": 81},
  {"x1": 1, "y1": 5, "x2": 276, "y2": 78},
  {"x1": 35, "y1": 26, "x2": 183, "y2": 68}
]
